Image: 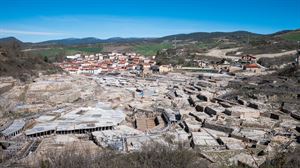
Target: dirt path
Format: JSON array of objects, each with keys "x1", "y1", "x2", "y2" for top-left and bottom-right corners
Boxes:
[
  {"x1": 253, "y1": 50, "x2": 297, "y2": 58},
  {"x1": 205, "y1": 48, "x2": 239, "y2": 57},
  {"x1": 21, "y1": 47, "x2": 52, "y2": 52},
  {"x1": 201, "y1": 48, "x2": 240, "y2": 59},
  {"x1": 202, "y1": 48, "x2": 297, "y2": 60}
]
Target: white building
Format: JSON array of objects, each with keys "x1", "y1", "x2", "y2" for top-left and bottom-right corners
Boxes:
[{"x1": 66, "y1": 54, "x2": 81, "y2": 60}]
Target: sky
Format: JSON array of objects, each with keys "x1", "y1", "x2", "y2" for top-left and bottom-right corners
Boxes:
[{"x1": 0, "y1": 0, "x2": 299, "y2": 42}]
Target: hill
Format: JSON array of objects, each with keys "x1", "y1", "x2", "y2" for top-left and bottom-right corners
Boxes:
[
  {"x1": 276, "y1": 30, "x2": 300, "y2": 41},
  {"x1": 159, "y1": 31, "x2": 262, "y2": 41},
  {"x1": 0, "y1": 38, "x2": 61, "y2": 81},
  {"x1": 32, "y1": 31, "x2": 263, "y2": 46},
  {"x1": 0, "y1": 36, "x2": 23, "y2": 44},
  {"x1": 1, "y1": 28, "x2": 299, "y2": 63},
  {"x1": 36, "y1": 37, "x2": 153, "y2": 46}
]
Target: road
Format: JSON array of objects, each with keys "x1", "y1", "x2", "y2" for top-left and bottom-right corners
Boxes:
[
  {"x1": 254, "y1": 50, "x2": 297, "y2": 58},
  {"x1": 201, "y1": 48, "x2": 297, "y2": 60}
]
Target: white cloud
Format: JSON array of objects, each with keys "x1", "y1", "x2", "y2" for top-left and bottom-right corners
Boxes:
[
  {"x1": 0, "y1": 29, "x2": 65, "y2": 36},
  {"x1": 39, "y1": 16, "x2": 81, "y2": 23}
]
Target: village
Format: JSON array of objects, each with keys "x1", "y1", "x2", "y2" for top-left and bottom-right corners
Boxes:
[
  {"x1": 55, "y1": 51, "x2": 267, "y2": 76},
  {"x1": 55, "y1": 52, "x2": 163, "y2": 75}
]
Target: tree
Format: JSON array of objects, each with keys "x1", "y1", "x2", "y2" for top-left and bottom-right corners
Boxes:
[{"x1": 43, "y1": 56, "x2": 49, "y2": 63}]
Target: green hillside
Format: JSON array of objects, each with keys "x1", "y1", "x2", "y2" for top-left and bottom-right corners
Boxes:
[
  {"x1": 133, "y1": 43, "x2": 172, "y2": 56},
  {"x1": 280, "y1": 31, "x2": 300, "y2": 41},
  {"x1": 27, "y1": 45, "x2": 103, "y2": 61}
]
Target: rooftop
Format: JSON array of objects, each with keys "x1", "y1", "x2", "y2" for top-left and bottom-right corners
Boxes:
[
  {"x1": 25, "y1": 103, "x2": 125, "y2": 135},
  {"x1": 1, "y1": 119, "x2": 25, "y2": 136}
]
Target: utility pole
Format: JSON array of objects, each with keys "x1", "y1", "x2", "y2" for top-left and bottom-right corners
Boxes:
[
  {"x1": 297, "y1": 41, "x2": 300, "y2": 66},
  {"x1": 247, "y1": 35, "x2": 250, "y2": 45}
]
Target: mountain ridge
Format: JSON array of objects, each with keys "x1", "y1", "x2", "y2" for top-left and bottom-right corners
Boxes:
[{"x1": 0, "y1": 29, "x2": 299, "y2": 46}]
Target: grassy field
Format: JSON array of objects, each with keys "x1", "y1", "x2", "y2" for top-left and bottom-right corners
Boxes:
[
  {"x1": 29, "y1": 42, "x2": 173, "y2": 61},
  {"x1": 196, "y1": 42, "x2": 216, "y2": 49},
  {"x1": 195, "y1": 41, "x2": 224, "y2": 49},
  {"x1": 67, "y1": 45, "x2": 104, "y2": 53},
  {"x1": 30, "y1": 48, "x2": 65, "y2": 58},
  {"x1": 133, "y1": 43, "x2": 172, "y2": 56},
  {"x1": 28, "y1": 44, "x2": 103, "y2": 61},
  {"x1": 280, "y1": 31, "x2": 300, "y2": 41}
]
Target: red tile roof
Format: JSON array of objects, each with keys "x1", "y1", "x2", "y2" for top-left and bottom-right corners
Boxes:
[{"x1": 245, "y1": 64, "x2": 260, "y2": 68}]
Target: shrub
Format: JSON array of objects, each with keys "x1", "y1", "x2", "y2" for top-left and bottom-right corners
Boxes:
[{"x1": 27, "y1": 143, "x2": 209, "y2": 168}]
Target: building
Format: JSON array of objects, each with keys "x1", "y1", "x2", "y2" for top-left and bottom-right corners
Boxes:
[
  {"x1": 66, "y1": 54, "x2": 81, "y2": 60},
  {"x1": 161, "y1": 109, "x2": 181, "y2": 123},
  {"x1": 25, "y1": 103, "x2": 125, "y2": 138},
  {"x1": 159, "y1": 65, "x2": 173, "y2": 73},
  {"x1": 1, "y1": 119, "x2": 26, "y2": 138},
  {"x1": 150, "y1": 65, "x2": 159, "y2": 73},
  {"x1": 78, "y1": 67, "x2": 101, "y2": 75},
  {"x1": 243, "y1": 63, "x2": 262, "y2": 73},
  {"x1": 197, "y1": 60, "x2": 209, "y2": 68},
  {"x1": 241, "y1": 55, "x2": 257, "y2": 63}
]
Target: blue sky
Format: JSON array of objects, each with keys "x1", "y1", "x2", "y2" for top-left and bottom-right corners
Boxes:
[{"x1": 0, "y1": 0, "x2": 299, "y2": 42}]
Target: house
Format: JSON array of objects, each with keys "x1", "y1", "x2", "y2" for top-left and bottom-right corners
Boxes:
[
  {"x1": 241, "y1": 55, "x2": 257, "y2": 63},
  {"x1": 150, "y1": 65, "x2": 160, "y2": 73},
  {"x1": 65, "y1": 68, "x2": 78, "y2": 74},
  {"x1": 79, "y1": 67, "x2": 101, "y2": 75},
  {"x1": 159, "y1": 65, "x2": 173, "y2": 73},
  {"x1": 243, "y1": 63, "x2": 262, "y2": 73},
  {"x1": 133, "y1": 57, "x2": 140, "y2": 64},
  {"x1": 216, "y1": 59, "x2": 231, "y2": 72},
  {"x1": 143, "y1": 63, "x2": 151, "y2": 72},
  {"x1": 66, "y1": 54, "x2": 81, "y2": 60},
  {"x1": 197, "y1": 60, "x2": 209, "y2": 68}
]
